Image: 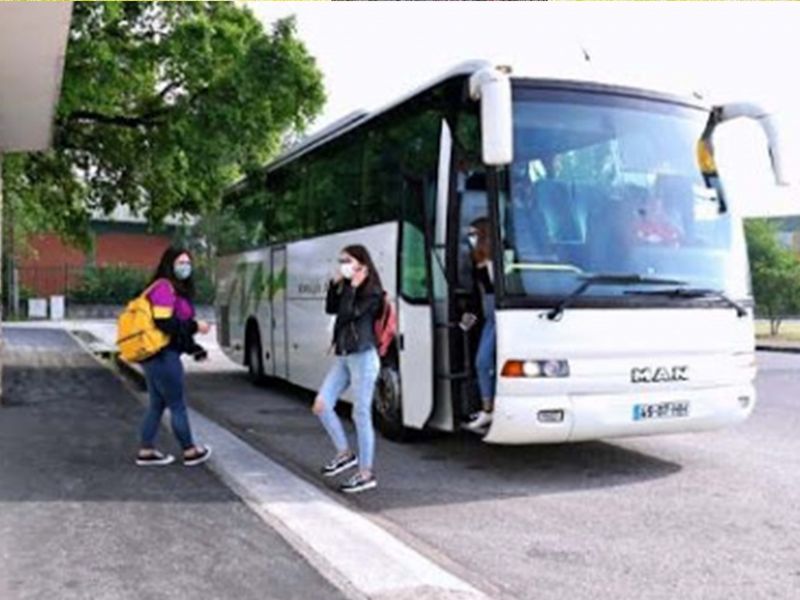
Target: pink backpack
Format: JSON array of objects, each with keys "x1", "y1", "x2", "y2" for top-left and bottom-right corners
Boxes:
[{"x1": 374, "y1": 294, "x2": 397, "y2": 357}]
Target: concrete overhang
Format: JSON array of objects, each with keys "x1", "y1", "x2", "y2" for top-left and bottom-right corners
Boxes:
[{"x1": 0, "y1": 2, "x2": 72, "y2": 152}]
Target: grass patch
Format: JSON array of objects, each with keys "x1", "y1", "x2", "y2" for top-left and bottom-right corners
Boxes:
[{"x1": 755, "y1": 320, "x2": 800, "y2": 342}]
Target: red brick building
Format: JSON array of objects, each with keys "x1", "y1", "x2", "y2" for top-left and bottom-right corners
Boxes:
[{"x1": 19, "y1": 221, "x2": 173, "y2": 297}]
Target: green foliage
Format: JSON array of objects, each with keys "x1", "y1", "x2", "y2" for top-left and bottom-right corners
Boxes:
[
  {"x1": 745, "y1": 219, "x2": 800, "y2": 335},
  {"x1": 67, "y1": 264, "x2": 215, "y2": 305},
  {"x1": 68, "y1": 265, "x2": 150, "y2": 304},
  {"x1": 197, "y1": 181, "x2": 270, "y2": 256},
  {"x1": 3, "y1": 1, "x2": 325, "y2": 248},
  {"x1": 192, "y1": 267, "x2": 216, "y2": 305}
]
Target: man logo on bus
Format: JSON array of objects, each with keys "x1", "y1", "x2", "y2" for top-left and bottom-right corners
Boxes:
[{"x1": 631, "y1": 366, "x2": 689, "y2": 384}]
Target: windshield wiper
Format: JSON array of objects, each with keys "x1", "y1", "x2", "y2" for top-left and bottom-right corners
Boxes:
[
  {"x1": 547, "y1": 274, "x2": 686, "y2": 321},
  {"x1": 625, "y1": 287, "x2": 748, "y2": 317}
]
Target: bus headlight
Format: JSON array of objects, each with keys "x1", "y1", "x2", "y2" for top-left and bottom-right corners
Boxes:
[
  {"x1": 542, "y1": 360, "x2": 570, "y2": 378},
  {"x1": 522, "y1": 361, "x2": 543, "y2": 377},
  {"x1": 502, "y1": 359, "x2": 570, "y2": 378}
]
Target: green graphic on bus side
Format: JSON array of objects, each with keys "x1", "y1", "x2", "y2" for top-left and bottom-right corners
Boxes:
[
  {"x1": 268, "y1": 267, "x2": 287, "y2": 301},
  {"x1": 232, "y1": 261, "x2": 287, "y2": 325}
]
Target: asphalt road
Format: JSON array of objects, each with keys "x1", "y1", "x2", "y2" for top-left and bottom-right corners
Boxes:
[
  {"x1": 0, "y1": 328, "x2": 346, "y2": 600},
  {"x1": 184, "y1": 352, "x2": 800, "y2": 600}
]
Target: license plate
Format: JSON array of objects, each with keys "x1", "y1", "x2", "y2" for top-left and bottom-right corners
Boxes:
[{"x1": 633, "y1": 401, "x2": 690, "y2": 421}]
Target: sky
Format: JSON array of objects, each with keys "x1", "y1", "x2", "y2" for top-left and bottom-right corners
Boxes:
[
  {"x1": 244, "y1": 1, "x2": 800, "y2": 199},
  {"x1": 246, "y1": 1, "x2": 800, "y2": 132}
]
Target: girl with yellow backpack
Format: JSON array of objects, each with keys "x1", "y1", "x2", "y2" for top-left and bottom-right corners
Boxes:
[{"x1": 120, "y1": 246, "x2": 212, "y2": 467}]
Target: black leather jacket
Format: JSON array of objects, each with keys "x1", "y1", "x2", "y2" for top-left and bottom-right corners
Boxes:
[
  {"x1": 154, "y1": 314, "x2": 205, "y2": 356},
  {"x1": 326, "y1": 280, "x2": 382, "y2": 356}
]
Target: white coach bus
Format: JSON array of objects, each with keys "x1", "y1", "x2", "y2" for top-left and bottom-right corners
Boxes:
[{"x1": 215, "y1": 60, "x2": 793, "y2": 444}]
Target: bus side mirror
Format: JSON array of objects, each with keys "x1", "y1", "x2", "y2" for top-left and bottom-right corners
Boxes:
[
  {"x1": 700, "y1": 102, "x2": 798, "y2": 217},
  {"x1": 470, "y1": 67, "x2": 513, "y2": 166},
  {"x1": 700, "y1": 102, "x2": 790, "y2": 187}
]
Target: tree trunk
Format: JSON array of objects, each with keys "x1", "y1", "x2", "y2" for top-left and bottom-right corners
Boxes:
[{"x1": 770, "y1": 316, "x2": 783, "y2": 337}]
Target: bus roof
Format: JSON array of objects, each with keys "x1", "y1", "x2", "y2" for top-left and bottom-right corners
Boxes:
[{"x1": 225, "y1": 59, "x2": 707, "y2": 197}]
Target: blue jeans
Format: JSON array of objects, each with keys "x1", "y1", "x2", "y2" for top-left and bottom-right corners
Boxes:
[
  {"x1": 317, "y1": 348, "x2": 380, "y2": 470},
  {"x1": 476, "y1": 294, "x2": 497, "y2": 401},
  {"x1": 140, "y1": 350, "x2": 195, "y2": 451}
]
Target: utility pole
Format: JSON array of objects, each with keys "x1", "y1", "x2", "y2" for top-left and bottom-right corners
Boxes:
[
  {"x1": 2, "y1": 162, "x2": 14, "y2": 320},
  {"x1": 6, "y1": 179, "x2": 14, "y2": 319},
  {"x1": 0, "y1": 153, "x2": 4, "y2": 405}
]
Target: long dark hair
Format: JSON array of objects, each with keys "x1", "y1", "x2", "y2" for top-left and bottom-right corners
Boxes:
[
  {"x1": 342, "y1": 244, "x2": 383, "y2": 294},
  {"x1": 149, "y1": 246, "x2": 195, "y2": 300},
  {"x1": 470, "y1": 217, "x2": 492, "y2": 264}
]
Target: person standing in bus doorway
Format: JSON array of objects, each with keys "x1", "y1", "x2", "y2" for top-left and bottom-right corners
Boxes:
[
  {"x1": 312, "y1": 245, "x2": 383, "y2": 493},
  {"x1": 462, "y1": 217, "x2": 497, "y2": 433},
  {"x1": 136, "y1": 246, "x2": 213, "y2": 467}
]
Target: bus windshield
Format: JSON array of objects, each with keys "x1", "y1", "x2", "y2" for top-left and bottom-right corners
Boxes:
[{"x1": 500, "y1": 86, "x2": 750, "y2": 306}]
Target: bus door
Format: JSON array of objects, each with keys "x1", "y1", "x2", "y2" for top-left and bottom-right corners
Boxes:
[
  {"x1": 270, "y1": 246, "x2": 289, "y2": 379},
  {"x1": 448, "y1": 168, "x2": 489, "y2": 422},
  {"x1": 396, "y1": 121, "x2": 453, "y2": 430}
]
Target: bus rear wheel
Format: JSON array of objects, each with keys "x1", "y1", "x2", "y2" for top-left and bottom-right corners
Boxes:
[
  {"x1": 246, "y1": 328, "x2": 265, "y2": 386},
  {"x1": 373, "y1": 366, "x2": 412, "y2": 442}
]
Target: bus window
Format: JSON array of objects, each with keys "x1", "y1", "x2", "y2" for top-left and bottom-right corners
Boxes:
[
  {"x1": 307, "y1": 136, "x2": 363, "y2": 237},
  {"x1": 271, "y1": 164, "x2": 306, "y2": 242},
  {"x1": 455, "y1": 171, "x2": 488, "y2": 290},
  {"x1": 401, "y1": 174, "x2": 437, "y2": 302},
  {"x1": 401, "y1": 222, "x2": 427, "y2": 301},
  {"x1": 329, "y1": 135, "x2": 363, "y2": 232},
  {"x1": 503, "y1": 88, "x2": 744, "y2": 301},
  {"x1": 220, "y1": 181, "x2": 270, "y2": 254},
  {"x1": 364, "y1": 107, "x2": 442, "y2": 301},
  {"x1": 362, "y1": 128, "x2": 402, "y2": 226}
]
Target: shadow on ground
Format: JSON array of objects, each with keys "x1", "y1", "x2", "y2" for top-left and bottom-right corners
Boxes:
[{"x1": 185, "y1": 370, "x2": 683, "y2": 513}]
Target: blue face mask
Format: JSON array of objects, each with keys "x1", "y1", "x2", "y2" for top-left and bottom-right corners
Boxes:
[{"x1": 174, "y1": 263, "x2": 192, "y2": 280}]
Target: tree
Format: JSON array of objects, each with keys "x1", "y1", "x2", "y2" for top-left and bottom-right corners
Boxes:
[
  {"x1": 745, "y1": 219, "x2": 800, "y2": 336},
  {"x1": 2, "y1": 1, "x2": 325, "y2": 248}
]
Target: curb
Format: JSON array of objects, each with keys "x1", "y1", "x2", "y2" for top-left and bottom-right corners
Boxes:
[
  {"x1": 755, "y1": 345, "x2": 800, "y2": 354},
  {"x1": 114, "y1": 354, "x2": 147, "y2": 389},
  {"x1": 94, "y1": 337, "x2": 488, "y2": 600}
]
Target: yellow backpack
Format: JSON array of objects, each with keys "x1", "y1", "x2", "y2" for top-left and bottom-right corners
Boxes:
[{"x1": 116, "y1": 280, "x2": 171, "y2": 362}]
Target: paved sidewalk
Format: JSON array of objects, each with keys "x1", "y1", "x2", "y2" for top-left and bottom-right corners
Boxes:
[
  {"x1": 8, "y1": 318, "x2": 242, "y2": 375},
  {"x1": 0, "y1": 327, "x2": 345, "y2": 600}
]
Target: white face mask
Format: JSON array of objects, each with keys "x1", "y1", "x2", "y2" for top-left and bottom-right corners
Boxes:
[
  {"x1": 340, "y1": 262, "x2": 355, "y2": 280},
  {"x1": 467, "y1": 233, "x2": 479, "y2": 249},
  {"x1": 174, "y1": 262, "x2": 192, "y2": 280}
]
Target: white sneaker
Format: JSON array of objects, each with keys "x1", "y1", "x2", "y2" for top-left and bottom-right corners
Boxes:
[
  {"x1": 135, "y1": 450, "x2": 175, "y2": 467},
  {"x1": 463, "y1": 410, "x2": 493, "y2": 432}
]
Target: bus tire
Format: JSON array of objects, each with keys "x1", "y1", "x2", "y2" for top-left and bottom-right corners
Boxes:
[
  {"x1": 373, "y1": 366, "x2": 412, "y2": 442},
  {"x1": 245, "y1": 324, "x2": 265, "y2": 386}
]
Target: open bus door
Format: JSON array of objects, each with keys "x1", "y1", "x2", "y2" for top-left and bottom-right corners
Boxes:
[{"x1": 374, "y1": 120, "x2": 453, "y2": 440}]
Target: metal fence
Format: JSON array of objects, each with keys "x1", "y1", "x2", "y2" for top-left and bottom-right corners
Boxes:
[
  {"x1": 16, "y1": 265, "x2": 151, "y2": 302},
  {"x1": 11, "y1": 264, "x2": 215, "y2": 312}
]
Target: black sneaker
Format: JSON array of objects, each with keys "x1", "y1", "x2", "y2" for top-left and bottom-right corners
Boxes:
[
  {"x1": 183, "y1": 445, "x2": 212, "y2": 467},
  {"x1": 135, "y1": 450, "x2": 175, "y2": 467},
  {"x1": 340, "y1": 473, "x2": 377, "y2": 494},
  {"x1": 321, "y1": 453, "x2": 358, "y2": 478}
]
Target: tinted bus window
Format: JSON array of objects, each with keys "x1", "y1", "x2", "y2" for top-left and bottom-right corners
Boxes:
[{"x1": 306, "y1": 135, "x2": 363, "y2": 237}]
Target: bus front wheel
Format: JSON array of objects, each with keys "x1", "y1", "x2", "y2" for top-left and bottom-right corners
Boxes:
[{"x1": 373, "y1": 366, "x2": 412, "y2": 442}]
